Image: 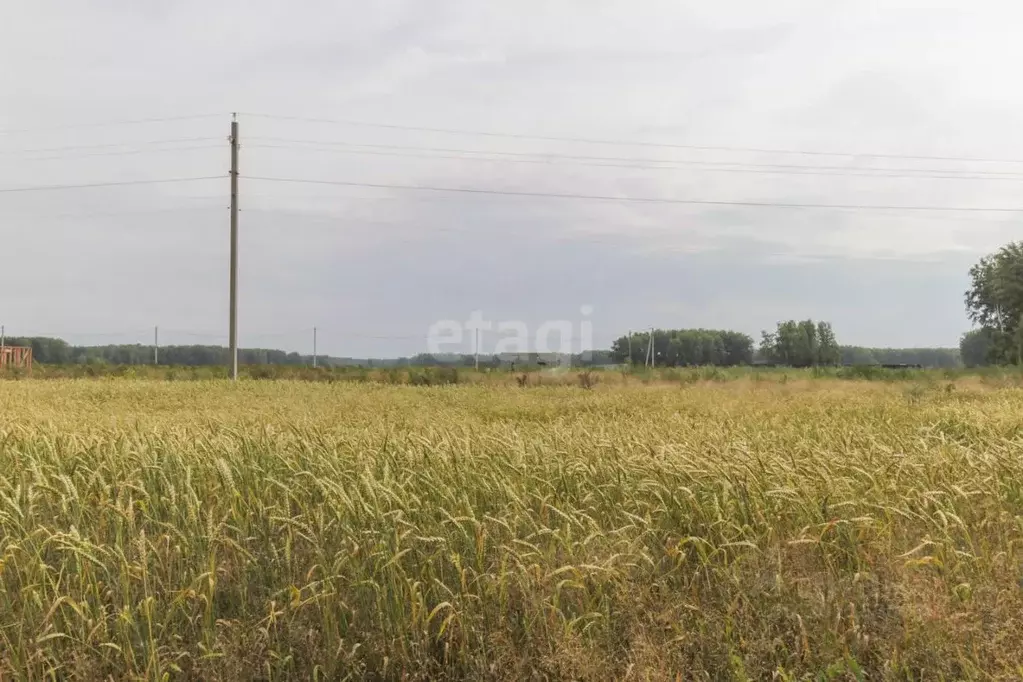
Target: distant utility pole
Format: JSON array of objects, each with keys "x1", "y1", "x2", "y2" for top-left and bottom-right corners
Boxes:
[
  {"x1": 154, "y1": 326, "x2": 159, "y2": 365},
  {"x1": 313, "y1": 327, "x2": 318, "y2": 368},
  {"x1": 646, "y1": 327, "x2": 654, "y2": 368},
  {"x1": 229, "y1": 114, "x2": 240, "y2": 381},
  {"x1": 627, "y1": 330, "x2": 632, "y2": 366}
]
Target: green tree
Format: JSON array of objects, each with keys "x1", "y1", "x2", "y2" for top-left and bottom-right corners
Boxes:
[
  {"x1": 721, "y1": 331, "x2": 754, "y2": 365},
  {"x1": 960, "y1": 329, "x2": 996, "y2": 367},
  {"x1": 816, "y1": 322, "x2": 841, "y2": 366},
  {"x1": 611, "y1": 329, "x2": 752, "y2": 367},
  {"x1": 966, "y1": 241, "x2": 1023, "y2": 364},
  {"x1": 761, "y1": 320, "x2": 840, "y2": 366},
  {"x1": 762, "y1": 320, "x2": 806, "y2": 366},
  {"x1": 798, "y1": 320, "x2": 819, "y2": 365}
]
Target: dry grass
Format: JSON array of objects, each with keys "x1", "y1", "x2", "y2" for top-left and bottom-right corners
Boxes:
[{"x1": 1, "y1": 378, "x2": 1023, "y2": 680}]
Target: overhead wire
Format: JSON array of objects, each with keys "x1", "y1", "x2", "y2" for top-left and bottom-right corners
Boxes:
[
  {"x1": 3, "y1": 206, "x2": 226, "y2": 221},
  {"x1": 245, "y1": 142, "x2": 1023, "y2": 183},
  {"x1": 239, "y1": 111, "x2": 1023, "y2": 165},
  {"x1": 247, "y1": 136, "x2": 1023, "y2": 179},
  {"x1": 0, "y1": 114, "x2": 225, "y2": 136},
  {"x1": 0, "y1": 111, "x2": 1015, "y2": 253},
  {"x1": 11, "y1": 329, "x2": 155, "y2": 339},
  {"x1": 240, "y1": 194, "x2": 1018, "y2": 224},
  {"x1": 0, "y1": 176, "x2": 224, "y2": 194},
  {"x1": 238, "y1": 208, "x2": 740, "y2": 249},
  {"x1": 8, "y1": 145, "x2": 223, "y2": 162},
  {"x1": 0, "y1": 137, "x2": 223, "y2": 156},
  {"x1": 243, "y1": 175, "x2": 1023, "y2": 213}
]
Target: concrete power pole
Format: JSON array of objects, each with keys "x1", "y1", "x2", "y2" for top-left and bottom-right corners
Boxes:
[
  {"x1": 229, "y1": 115, "x2": 240, "y2": 381},
  {"x1": 313, "y1": 327, "x2": 318, "y2": 368}
]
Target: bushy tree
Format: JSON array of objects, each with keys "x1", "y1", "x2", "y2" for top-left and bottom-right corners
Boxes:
[
  {"x1": 966, "y1": 241, "x2": 1023, "y2": 364},
  {"x1": 960, "y1": 328, "x2": 996, "y2": 368},
  {"x1": 760, "y1": 319, "x2": 840, "y2": 367},
  {"x1": 816, "y1": 322, "x2": 841, "y2": 365}
]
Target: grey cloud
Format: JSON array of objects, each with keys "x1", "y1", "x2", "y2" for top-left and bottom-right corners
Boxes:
[{"x1": 1, "y1": 0, "x2": 1018, "y2": 356}]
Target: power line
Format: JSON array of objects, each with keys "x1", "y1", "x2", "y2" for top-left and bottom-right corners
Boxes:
[
  {"x1": 0, "y1": 176, "x2": 224, "y2": 194},
  {"x1": 3, "y1": 206, "x2": 226, "y2": 221},
  {"x1": 244, "y1": 175, "x2": 1023, "y2": 213},
  {"x1": 236, "y1": 209, "x2": 731, "y2": 248},
  {"x1": 0, "y1": 114, "x2": 225, "y2": 136},
  {"x1": 141, "y1": 329, "x2": 424, "y2": 341},
  {"x1": 241, "y1": 208, "x2": 516, "y2": 234},
  {"x1": 248, "y1": 136, "x2": 1023, "y2": 178},
  {"x1": 242, "y1": 191, "x2": 538, "y2": 206},
  {"x1": 244, "y1": 329, "x2": 315, "y2": 338},
  {"x1": 0, "y1": 137, "x2": 223, "y2": 156},
  {"x1": 339, "y1": 332, "x2": 432, "y2": 340},
  {"x1": 161, "y1": 331, "x2": 230, "y2": 340},
  {"x1": 8, "y1": 329, "x2": 155, "y2": 339},
  {"x1": 245, "y1": 142, "x2": 1023, "y2": 183},
  {"x1": 6, "y1": 145, "x2": 222, "y2": 162},
  {"x1": 241, "y1": 192, "x2": 1020, "y2": 224},
  {"x1": 242, "y1": 197, "x2": 1018, "y2": 225},
  {"x1": 240, "y1": 112, "x2": 1023, "y2": 165},
  {"x1": 240, "y1": 208, "x2": 1017, "y2": 253}
]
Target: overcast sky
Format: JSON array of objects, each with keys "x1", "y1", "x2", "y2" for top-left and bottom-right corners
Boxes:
[{"x1": 2, "y1": 0, "x2": 1022, "y2": 356}]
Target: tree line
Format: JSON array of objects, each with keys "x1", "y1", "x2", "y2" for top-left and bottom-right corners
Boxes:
[
  {"x1": 608, "y1": 323, "x2": 962, "y2": 368},
  {"x1": 2, "y1": 337, "x2": 616, "y2": 369},
  {"x1": 839, "y1": 346, "x2": 960, "y2": 368},
  {"x1": 610, "y1": 329, "x2": 755, "y2": 366},
  {"x1": 3, "y1": 337, "x2": 327, "y2": 367},
  {"x1": 4, "y1": 327, "x2": 964, "y2": 370}
]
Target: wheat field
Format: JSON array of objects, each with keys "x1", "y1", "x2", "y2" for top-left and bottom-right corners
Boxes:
[{"x1": 1, "y1": 377, "x2": 1022, "y2": 680}]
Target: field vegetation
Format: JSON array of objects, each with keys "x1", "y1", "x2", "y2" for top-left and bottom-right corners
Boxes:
[
  {"x1": 8, "y1": 361, "x2": 1023, "y2": 386},
  {"x1": 2, "y1": 377, "x2": 1023, "y2": 679}
]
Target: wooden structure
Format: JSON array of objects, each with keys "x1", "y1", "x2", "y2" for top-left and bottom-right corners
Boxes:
[{"x1": 0, "y1": 346, "x2": 32, "y2": 374}]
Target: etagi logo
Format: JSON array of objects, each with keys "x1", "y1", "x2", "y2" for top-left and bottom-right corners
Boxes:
[{"x1": 426, "y1": 306, "x2": 595, "y2": 365}]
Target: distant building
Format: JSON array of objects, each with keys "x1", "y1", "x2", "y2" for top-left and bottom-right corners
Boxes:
[{"x1": 0, "y1": 345, "x2": 33, "y2": 373}]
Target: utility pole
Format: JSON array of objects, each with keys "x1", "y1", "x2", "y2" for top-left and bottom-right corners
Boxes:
[
  {"x1": 627, "y1": 330, "x2": 632, "y2": 367},
  {"x1": 154, "y1": 326, "x2": 159, "y2": 365},
  {"x1": 229, "y1": 114, "x2": 240, "y2": 381},
  {"x1": 646, "y1": 327, "x2": 654, "y2": 368},
  {"x1": 313, "y1": 327, "x2": 318, "y2": 368}
]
